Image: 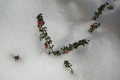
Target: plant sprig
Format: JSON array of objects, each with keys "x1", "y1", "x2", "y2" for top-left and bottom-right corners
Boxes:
[
  {"x1": 89, "y1": 2, "x2": 113, "y2": 33},
  {"x1": 64, "y1": 60, "x2": 73, "y2": 74},
  {"x1": 92, "y1": 2, "x2": 113, "y2": 20},
  {"x1": 36, "y1": 13, "x2": 89, "y2": 55}
]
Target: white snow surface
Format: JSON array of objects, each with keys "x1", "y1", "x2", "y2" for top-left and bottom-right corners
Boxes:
[{"x1": 0, "y1": 0, "x2": 120, "y2": 80}]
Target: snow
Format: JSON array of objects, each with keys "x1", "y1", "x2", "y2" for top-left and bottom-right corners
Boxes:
[{"x1": 0, "y1": 0, "x2": 120, "y2": 80}]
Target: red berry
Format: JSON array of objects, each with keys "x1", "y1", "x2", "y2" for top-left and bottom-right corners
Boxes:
[
  {"x1": 38, "y1": 21, "x2": 41, "y2": 25},
  {"x1": 44, "y1": 43, "x2": 48, "y2": 49},
  {"x1": 41, "y1": 21, "x2": 45, "y2": 26},
  {"x1": 37, "y1": 21, "x2": 45, "y2": 27},
  {"x1": 90, "y1": 25, "x2": 94, "y2": 29},
  {"x1": 39, "y1": 29, "x2": 43, "y2": 32}
]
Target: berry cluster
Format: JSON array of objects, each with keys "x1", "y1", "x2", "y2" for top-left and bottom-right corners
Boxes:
[{"x1": 36, "y1": 13, "x2": 54, "y2": 54}]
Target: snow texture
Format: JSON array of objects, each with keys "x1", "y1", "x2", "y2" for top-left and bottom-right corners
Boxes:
[{"x1": 0, "y1": 0, "x2": 120, "y2": 80}]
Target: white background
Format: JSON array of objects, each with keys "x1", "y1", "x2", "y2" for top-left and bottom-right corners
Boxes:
[{"x1": 0, "y1": 0, "x2": 120, "y2": 80}]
